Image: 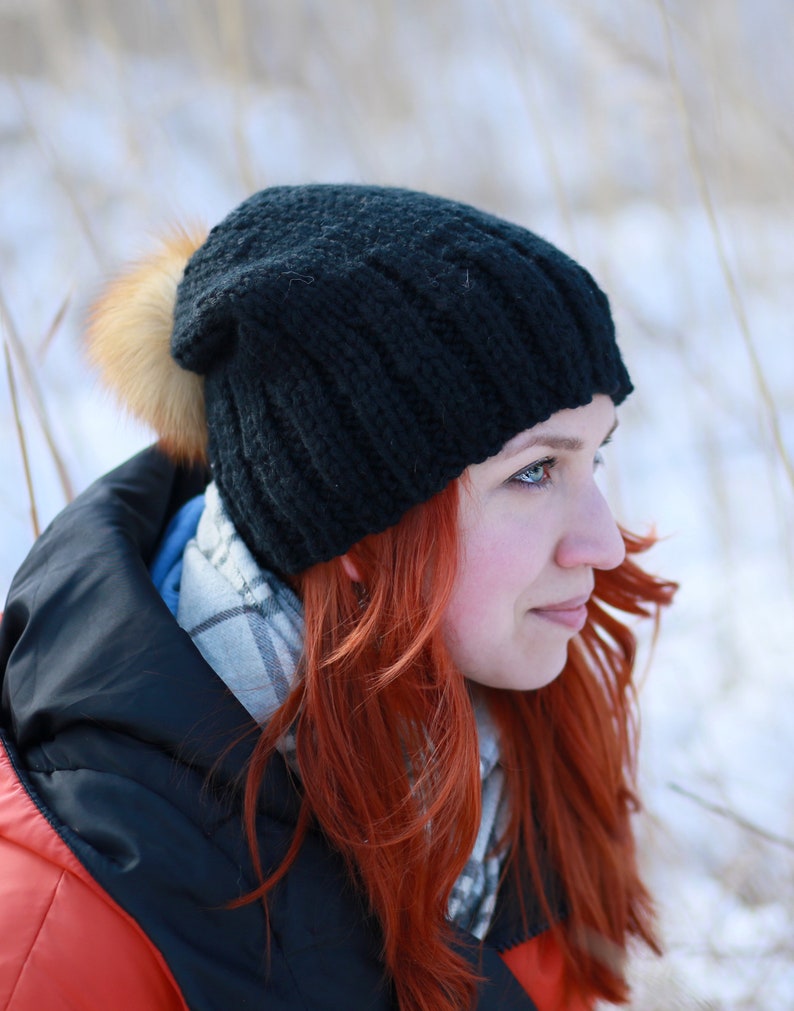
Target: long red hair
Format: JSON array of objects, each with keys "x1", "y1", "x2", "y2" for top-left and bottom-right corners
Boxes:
[{"x1": 237, "y1": 478, "x2": 675, "y2": 1010}]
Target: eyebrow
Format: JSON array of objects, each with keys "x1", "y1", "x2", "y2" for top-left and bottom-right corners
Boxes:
[{"x1": 501, "y1": 417, "x2": 619, "y2": 460}]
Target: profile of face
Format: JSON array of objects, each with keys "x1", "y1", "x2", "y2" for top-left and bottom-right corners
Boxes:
[{"x1": 442, "y1": 395, "x2": 625, "y2": 692}]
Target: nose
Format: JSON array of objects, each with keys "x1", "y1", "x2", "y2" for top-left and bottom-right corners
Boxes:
[{"x1": 555, "y1": 482, "x2": 626, "y2": 571}]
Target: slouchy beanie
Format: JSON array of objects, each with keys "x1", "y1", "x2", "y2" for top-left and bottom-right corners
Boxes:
[{"x1": 170, "y1": 184, "x2": 632, "y2": 573}]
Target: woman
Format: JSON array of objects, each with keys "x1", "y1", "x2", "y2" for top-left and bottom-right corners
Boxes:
[{"x1": 0, "y1": 185, "x2": 674, "y2": 1010}]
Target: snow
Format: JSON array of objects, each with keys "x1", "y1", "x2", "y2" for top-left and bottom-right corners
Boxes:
[{"x1": 1, "y1": 4, "x2": 792, "y2": 1006}]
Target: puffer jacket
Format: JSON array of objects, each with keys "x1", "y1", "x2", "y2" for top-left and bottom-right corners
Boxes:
[{"x1": 0, "y1": 447, "x2": 588, "y2": 1011}]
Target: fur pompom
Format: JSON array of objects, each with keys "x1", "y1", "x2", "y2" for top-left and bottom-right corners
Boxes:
[{"x1": 87, "y1": 227, "x2": 209, "y2": 463}]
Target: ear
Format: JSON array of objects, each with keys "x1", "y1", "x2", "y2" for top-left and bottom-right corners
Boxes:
[{"x1": 340, "y1": 553, "x2": 362, "y2": 582}]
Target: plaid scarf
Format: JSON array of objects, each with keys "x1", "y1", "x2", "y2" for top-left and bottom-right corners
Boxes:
[{"x1": 177, "y1": 482, "x2": 508, "y2": 939}]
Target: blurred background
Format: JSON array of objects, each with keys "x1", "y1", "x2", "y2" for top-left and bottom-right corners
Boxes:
[{"x1": 1, "y1": 1, "x2": 792, "y2": 1006}]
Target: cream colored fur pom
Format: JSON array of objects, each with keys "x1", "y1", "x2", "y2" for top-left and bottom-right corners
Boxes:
[{"x1": 87, "y1": 227, "x2": 209, "y2": 463}]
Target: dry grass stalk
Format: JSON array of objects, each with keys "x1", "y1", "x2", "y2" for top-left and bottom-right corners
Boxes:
[
  {"x1": 0, "y1": 288, "x2": 74, "y2": 502},
  {"x1": 3, "y1": 337, "x2": 40, "y2": 539},
  {"x1": 10, "y1": 75, "x2": 105, "y2": 269},
  {"x1": 494, "y1": 0, "x2": 579, "y2": 253},
  {"x1": 658, "y1": 0, "x2": 794, "y2": 494},
  {"x1": 37, "y1": 290, "x2": 72, "y2": 361},
  {"x1": 669, "y1": 782, "x2": 794, "y2": 854}
]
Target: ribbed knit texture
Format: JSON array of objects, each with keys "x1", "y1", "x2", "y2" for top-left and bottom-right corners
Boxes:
[{"x1": 172, "y1": 184, "x2": 632, "y2": 573}]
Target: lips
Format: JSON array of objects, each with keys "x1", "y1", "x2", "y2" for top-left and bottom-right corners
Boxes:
[{"x1": 530, "y1": 594, "x2": 591, "y2": 631}]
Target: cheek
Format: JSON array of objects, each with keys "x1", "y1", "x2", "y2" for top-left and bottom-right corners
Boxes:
[{"x1": 447, "y1": 519, "x2": 539, "y2": 627}]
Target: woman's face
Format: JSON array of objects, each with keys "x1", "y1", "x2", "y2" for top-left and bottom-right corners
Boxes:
[{"x1": 442, "y1": 395, "x2": 625, "y2": 692}]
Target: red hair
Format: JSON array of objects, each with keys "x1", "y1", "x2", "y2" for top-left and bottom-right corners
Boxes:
[{"x1": 237, "y1": 481, "x2": 676, "y2": 1010}]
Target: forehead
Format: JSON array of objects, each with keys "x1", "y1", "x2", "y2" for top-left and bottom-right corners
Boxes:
[{"x1": 498, "y1": 399, "x2": 618, "y2": 462}]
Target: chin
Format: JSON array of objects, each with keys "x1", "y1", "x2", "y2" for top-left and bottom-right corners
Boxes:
[
  {"x1": 518, "y1": 647, "x2": 569, "y2": 691},
  {"x1": 533, "y1": 663, "x2": 567, "y2": 690},
  {"x1": 470, "y1": 656, "x2": 568, "y2": 693},
  {"x1": 455, "y1": 639, "x2": 571, "y2": 692}
]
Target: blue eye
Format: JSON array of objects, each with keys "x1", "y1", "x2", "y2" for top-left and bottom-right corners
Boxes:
[
  {"x1": 595, "y1": 435, "x2": 613, "y2": 471},
  {"x1": 512, "y1": 457, "x2": 556, "y2": 488}
]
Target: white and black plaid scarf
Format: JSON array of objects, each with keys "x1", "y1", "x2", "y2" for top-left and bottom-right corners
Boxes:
[{"x1": 177, "y1": 483, "x2": 508, "y2": 939}]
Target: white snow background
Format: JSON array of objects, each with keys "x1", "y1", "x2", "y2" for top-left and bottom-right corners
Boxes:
[{"x1": 1, "y1": 3, "x2": 792, "y2": 1007}]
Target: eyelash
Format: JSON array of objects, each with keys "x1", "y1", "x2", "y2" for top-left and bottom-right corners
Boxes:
[
  {"x1": 512, "y1": 457, "x2": 557, "y2": 489},
  {"x1": 511, "y1": 444, "x2": 609, "y2": 489}
]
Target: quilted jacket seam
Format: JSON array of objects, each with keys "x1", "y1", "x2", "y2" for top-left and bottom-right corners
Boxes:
[{"x1": 4, "y1": 868, "x2": 66, "y2": 1009}]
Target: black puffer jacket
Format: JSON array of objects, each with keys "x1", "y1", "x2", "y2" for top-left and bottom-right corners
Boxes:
[{"x1": 0, "y1": 448, "x2": 549, "y2": 1010}]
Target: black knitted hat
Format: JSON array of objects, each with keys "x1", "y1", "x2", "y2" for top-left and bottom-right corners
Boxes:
[{"x1": 171, "y1": 184, "x2": 632, "y2": 574}]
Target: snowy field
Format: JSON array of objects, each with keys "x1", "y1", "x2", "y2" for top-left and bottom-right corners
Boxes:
[{"x1": 1, "y1": 3, "x2": 792, "y2": 1007}]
